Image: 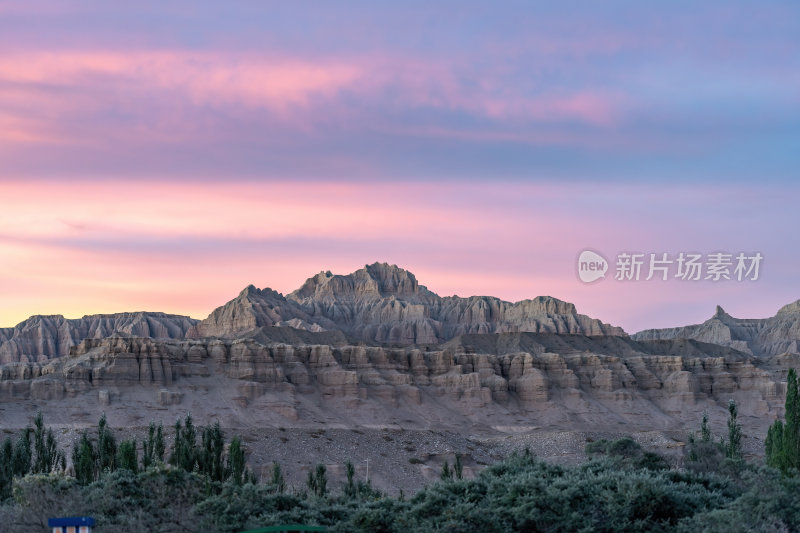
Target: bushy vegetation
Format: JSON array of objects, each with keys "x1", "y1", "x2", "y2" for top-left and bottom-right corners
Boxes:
[
  {"x1": 585, "y1": 436, "x2": 670, "y2": 471},
  {"x1": 1, "y1": 444, "x2": 799, "y2": 532},
  {"x1": 0, "y1": 385, "x2": 799, "y2": 531}
]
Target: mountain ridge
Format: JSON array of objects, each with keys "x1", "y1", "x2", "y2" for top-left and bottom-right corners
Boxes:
[
  {"x1": 0, "y1": 312, "x2": 198, "y2": 363},
  {"x1": 1, "y1": 265, "x2": 799, "y2": 489},
  {"x1": 2, "y1": 263, "x2": 799, "y2": 363},
  {"x1": 191, "y1": 262, "x2": 625, "y2": 345},
  {"x1": 633, "y1": 302, "x2": 800, "y2": 356}
]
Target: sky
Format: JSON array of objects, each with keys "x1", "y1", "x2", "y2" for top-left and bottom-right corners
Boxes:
[{"x1": 1, "y1": 1, "x2": 798, "y2": 333}]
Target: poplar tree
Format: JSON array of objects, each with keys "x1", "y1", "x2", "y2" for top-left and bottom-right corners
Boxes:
[
  {"x1": 766, "y1": 368, "x2": 800, "y2": 473},
  {"x1": 200, "y1": 422, "x2": 225, "y2": 482},
  {"x1": 97, "y1": 414, "x2": 117, "y2": 473},
  {"x1": 72, "y1": 431, "x2": 96, "y2": 485},
  {"x1": 271, "y1": 461, "x2": 286, "y2": 493},
  {"x1": 0, "y1": 438, "x2": 13, "y2": 499},
  {"x1": 32, "y1": 411, "x2": 63, "y2": 474},
  {"x1": 440, "y1": 460, "x2": 453, "y2": 481},
  {"x1": 227, "y1": 436, "x2": 245, "y2": 485},
  {"x1": 12, "y1": 428, "x2": 31, "y2": 477},
  {"x1": 143, "y1": 422, "x2": 156, "y2": 469},
  {"x1": 725, "y1": 400, "x2": 743, "y2": 460},
  {"x1": 117, "y1": 440, "x2": 138, "y2": 473}
]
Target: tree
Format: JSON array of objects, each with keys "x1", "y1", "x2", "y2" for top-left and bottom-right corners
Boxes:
[
  {"x1": 72, "y1": 431, "x2": 96, "y2": 485},
  {"x1": 686, "y1": 412, "x2": 724, "y2": 473},
  {"x1": 306, "y1": 463, "x2": 327, "y2": 497},
  {"x1": 725, "y1": 400, "x2": 743, "y2": 460},
  {"x1": 766, "y1": 368, "x2": 800, "y2": 473},
  {"x1": 12, "y1": 428, "x2": 31, "y2": 477},
  {"x1": 440, "y1": 460, "x2": 453, "y2": 481},
  {"x1": 181, "y1": 414, "x2": 198, "y2": 472},
  {"x1": 306, "y1": 469, "x2": 316, "y2": 494},
  {"x1": 700, "y1": 410, "x2": 712, "y2": 443},
  {"x1": 117, "y1": 440, "x2": 138, "y2": 473},
  {"x1": 169, "y1": 419, "x2": 183, "y2": 468},
  {"x1": 0, "y1": 437, "x2": 13, "y2": 499},
  {"x1": 200, "y1": 422, "x2": 225, "y2": 482},
  {"x1": 271, "y1": 461, "x2": 286, "y2": 493},
  {"x1": 143, "y1": 423, "x2": 156, "y2": 469},
  {"x1": 454, "y1": 454, "x2": 464, "y2": 480},
  {"x1": 227, "y1": 436, "x2": 245, "y2": 485},
  {"x1": 154, "y1": 423, "x2": 165, "y2": 463},
  {"x1": 170, "y1": 415, "x2": 198, "y2": 473},
  {"x1": 314, "y1": 464, "x2": 327, "y2": 496},
  {"x1": 97, "y1": 414, "x2": 117, "y2": 474},
  {"x1": 344, "y1": 460, "x2": 356, "y2": 498},
  {"x1": 143, "y1": 422, "x2": 156, "y2": 469},
  {"x1": 31, "y1": 411, "x2": 63, "y2": 475},
  {"x1": 785, "y1": 369, "x2": 800, "y2": 469},
  {"x1": 32, "y1": 411, "x2": 47, "y2": 474},
  {"x1": 766, "y1": 420, "x2": 785, "y2": 469}
]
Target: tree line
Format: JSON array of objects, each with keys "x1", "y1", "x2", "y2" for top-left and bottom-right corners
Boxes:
[{"x1": 1, "y1": 412, "x2": 256, "y2": 498}]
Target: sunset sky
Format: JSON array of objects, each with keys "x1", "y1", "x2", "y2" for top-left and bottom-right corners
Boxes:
[{"x1": 1, "y1": 1, "x2": 798, "y2": 332}]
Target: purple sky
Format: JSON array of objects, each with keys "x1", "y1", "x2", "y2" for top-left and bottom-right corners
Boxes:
[{"x1": 0, "y1": 2, "x2": 798, "y2": 332}]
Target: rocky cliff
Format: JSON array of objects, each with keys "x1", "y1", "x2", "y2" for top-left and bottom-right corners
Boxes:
[
  {"x1": 0, "y1": 264, "x2": 623, "y2": 362},
  {"x1": 191, "y1": 263, "x2": 625, "y2": 344},
  {"x1": 0, "y1": 312, "x2": 198, "y2": 364},
  {"x1": 188, "y1": 285, "x2": 337, "y2": 339},
  {"x1": 0, "y1": 331, "x2": 791, "y2": 441},
  {"x1": 633, "y1": 302, "x2": 800, "y2": 356}
]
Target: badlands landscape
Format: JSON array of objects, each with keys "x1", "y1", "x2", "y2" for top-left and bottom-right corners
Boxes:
[{"x1": 1, "y1": 262, "x2": 798, "y2": 492}]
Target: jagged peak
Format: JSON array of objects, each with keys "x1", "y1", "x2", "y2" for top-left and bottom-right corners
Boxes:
[
  {"x1": 777, "y1": 300, "x2": 800, "y2": 316},
  {"x1": 238, "y1": 285, "x2": 284, "y2": 300},
  {"x1": 516, "y1": 296, "x2": 577, "y2": 315},
  {"x1": 239, "y1": 284, "x2": 260, "y2": 297},
  {"x1": 363, "y1": 262, "x2": 419, "y2": 295},
  {"x1": 289, "y1": 262, "x2": 423, "y2": 300},
  {"x1": 713, "y1": 305, "x2": 729, "y2": 319},
  {"x1": 363, "y1": 261, "x2": 411, "y2": 276},
  {"x1": 12, "y1": 315, "x2": 66, "y2": 328}
]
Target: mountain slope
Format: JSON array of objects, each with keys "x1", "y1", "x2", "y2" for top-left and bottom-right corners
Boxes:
[
  {"x1": 633, "y1": 302, "x2": 800, "y2": 356},
  {"x1": 192, "y1": 262, "x2": 626, "y2": 344},
  {"x1": 0, "y1": 312, "x2": 198, "y2": 363}
]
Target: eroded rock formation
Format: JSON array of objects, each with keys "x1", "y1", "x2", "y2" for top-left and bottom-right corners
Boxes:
[
  {"x1": 190, "y1": 263, "x2": 625, "y2": 344},
  {"x1": 1, "y1": 332, "x2": 793, "y2": 438},
  {"x1": 0, "y1": 312, "x2": 197, "y2": 363},
  {"x1": 634, "y1": 302, "x2": 800, "y2": 356}
]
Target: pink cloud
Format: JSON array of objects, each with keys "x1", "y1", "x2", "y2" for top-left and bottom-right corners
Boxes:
[
  {"x1": 455, "y1": 91, "x2": 619, "y2": 126},
  {"x1": 0, "y1": 51, "x2": 362, "y2": 112},
  {"x1": 0, "y1": 180, "x2": 507, "y2": 243},
  {"x1": 367, "y1": 57, "x2": 622, "y2": 125},
  {"x1": 0, "y1": 114, "x2": 64, "y2": 144},
  {"x1": 0, "y1": 49, "x2": 626, "y2": 148}
]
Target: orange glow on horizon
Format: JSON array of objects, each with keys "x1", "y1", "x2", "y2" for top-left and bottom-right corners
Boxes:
[{"x1": 0, "y1": 179, "x2": 789, "y2": 333}]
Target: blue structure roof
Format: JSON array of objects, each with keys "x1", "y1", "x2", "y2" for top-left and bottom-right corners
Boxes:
[{"x1": 48, "y1": 517, "x2": 96, "y2": 527}]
